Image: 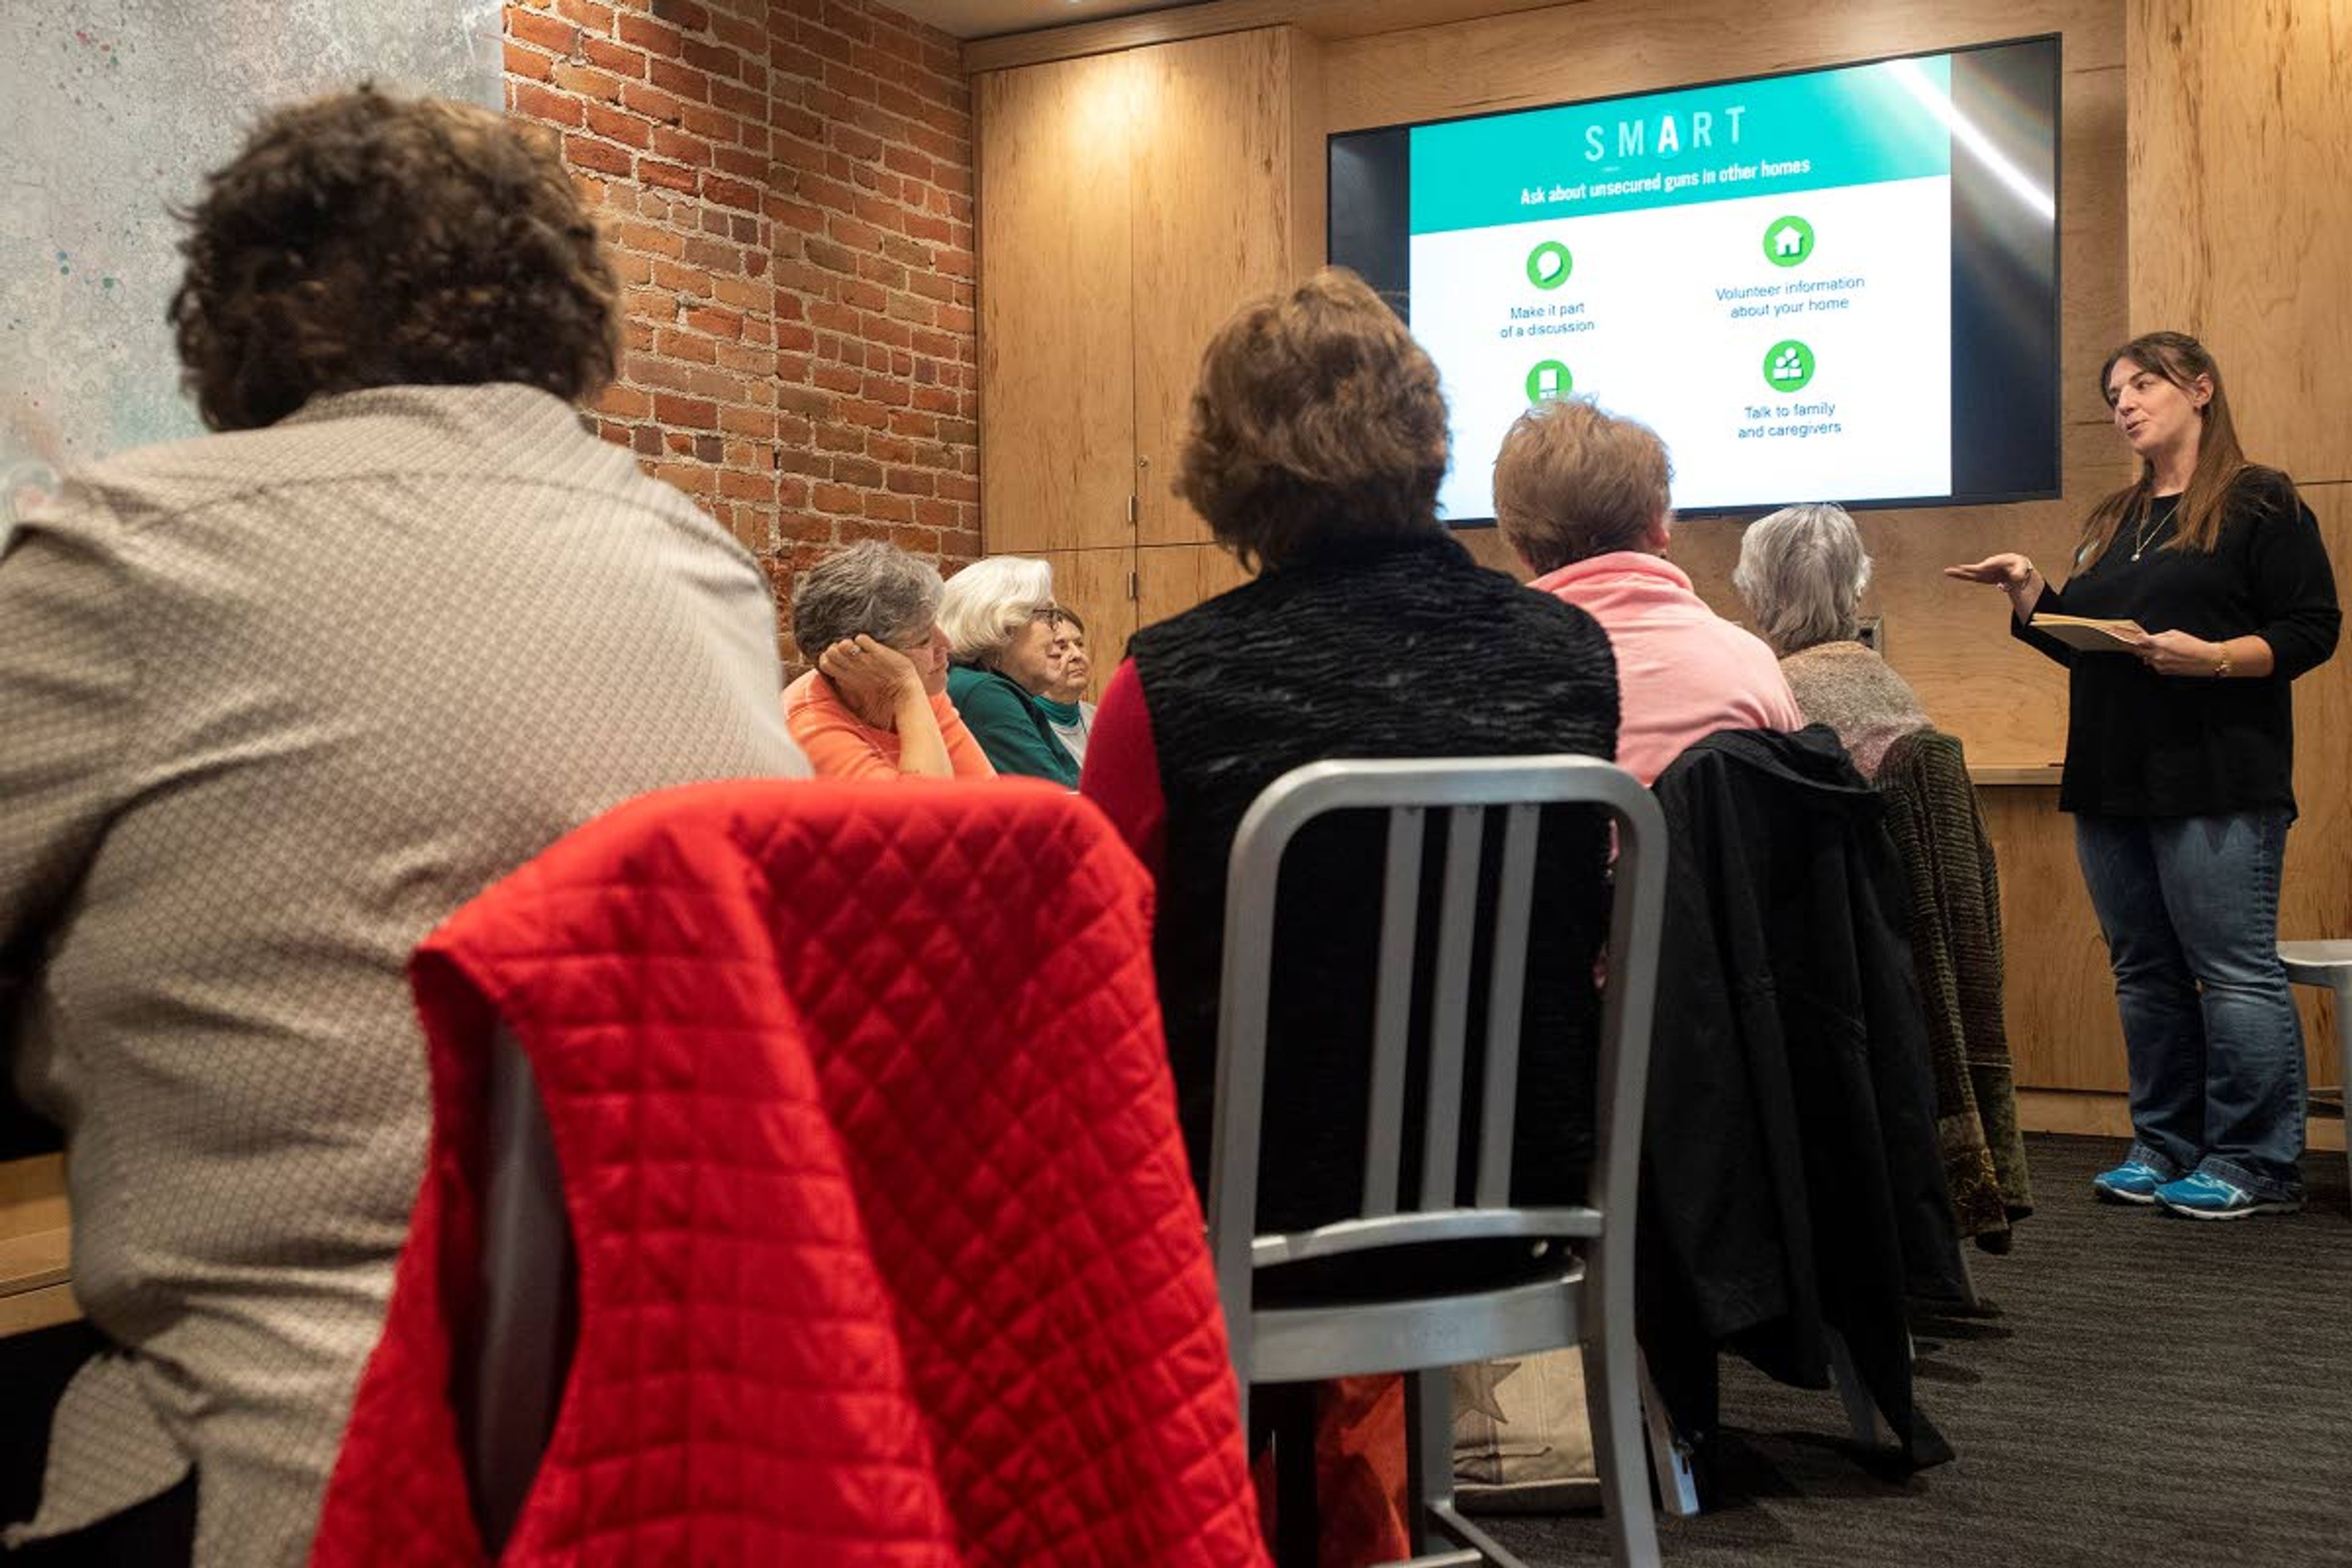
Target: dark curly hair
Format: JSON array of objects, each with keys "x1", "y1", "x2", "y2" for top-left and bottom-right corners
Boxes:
[
  {"x1": 1175, "y1": 268, "x2": 1450, "y2": 573},
  {"x1": 170, "y1": 88, "x2": 621, "y2": 431}
]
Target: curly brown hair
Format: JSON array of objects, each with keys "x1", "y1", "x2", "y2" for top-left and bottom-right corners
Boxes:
[
  {"x1": 1174, "y1": 268, "x2": 1450, "y2": 573},
  {"x1": 170, "y1": 88, "x2": 621, "y2": 432}
]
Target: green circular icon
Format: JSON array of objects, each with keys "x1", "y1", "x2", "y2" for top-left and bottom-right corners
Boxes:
[
  {"x1": 1526, "y1": 241, "x2": 1573, "y2": 290},
  {"x1": 1526, "y1": 359, "x2": 1573, "y2": 403},
  {"x1": 1763, "y1": 339, "x2": 1816, "y2": 392},
  {"x1": 1763, "y1": 215, "x2": 1815, "y2": 268}
]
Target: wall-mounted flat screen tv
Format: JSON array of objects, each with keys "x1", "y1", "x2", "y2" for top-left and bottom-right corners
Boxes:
[{"x1": 1328, "y1": 35, "x2": 2062, "y2": 521}]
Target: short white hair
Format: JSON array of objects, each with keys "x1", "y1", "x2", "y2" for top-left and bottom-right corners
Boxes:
[
  {"x1": 937, "y1": 554, "x2": 1055, "y2": 667},
  {"x1": 1732, "y1": 502, "x2": 1872, "y2": 656}
]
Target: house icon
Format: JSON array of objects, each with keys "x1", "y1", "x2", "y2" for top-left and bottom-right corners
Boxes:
[{"x1": 1762, "y1": 216, "x2": 1814, "y2": 268}]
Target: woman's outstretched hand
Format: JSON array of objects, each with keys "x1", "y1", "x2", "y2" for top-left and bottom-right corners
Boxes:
[
  {"x1": 1944, "y1": 552, "x2": 2046, "y2": 618},
  {"x1": 1942, "y1": 553, "x2": 2037, "y2": 589}
]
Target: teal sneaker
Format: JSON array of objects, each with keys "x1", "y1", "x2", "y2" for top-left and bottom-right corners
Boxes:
[
  {"x1": 2089, "y1": 1159, "x2": 2166, "y2": 1205},
  {"x1": 2154, "y1": 1170, "x2": 2302, "y2": 1220}
]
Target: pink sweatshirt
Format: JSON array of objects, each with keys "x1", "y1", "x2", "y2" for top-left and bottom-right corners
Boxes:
[{"x1": 1529, "y1": 551, "x2": 1804, "y2": 786}]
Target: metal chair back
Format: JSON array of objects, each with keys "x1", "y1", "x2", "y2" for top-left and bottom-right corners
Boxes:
[
  {"x1": 460, "y1": 1027, "x2": 575, "y2": 1554},
  {"x1": 1206, "y1": 756, "x2": 1664, "y2": 1568}
]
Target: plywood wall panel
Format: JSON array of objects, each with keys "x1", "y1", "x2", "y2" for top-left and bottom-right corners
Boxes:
[
  {"x1": 1287, "y1": 29, "x2": 1329, "y2": 285},
  {"x1": 1322, "y1": 0, "x2": 2123, "y2": 133},
  {"x1": 962, "y1": 0, "x2": 1566, "y2": 75},
  {"x1": 1136, "y1": 541, "x2": 1254, "y2": 632},
  {"x1": 2282, "y1": 483, "x2": 2352, "y2": 1086},
  {"x1": 1131, "y1": 29, "x2": 1314, "y2": 548},
  {"x1": 2055, "y1": 62, "x2": 2130, "y2": 429},
  {"x1": 1453, "y1": 528, "x2": 1518, "y2": 579},
  {"x1": 2128, "y1": 0, "x2": 2352, "y2": 486},
  {"x1": 978, "y1": 54, "x2": 1138, "y2": 554},
  {"x1": 2132, "y1": 0, "x2": 2352, "y2": 1085},
  {"x1": 1979, "y1": 786, "x2": 2128, "y2": 1090}
]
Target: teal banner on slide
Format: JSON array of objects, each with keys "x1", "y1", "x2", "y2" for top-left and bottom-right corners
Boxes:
[{"x1": 1409, "y1": 56, "x2": 1953, "y2": 235}]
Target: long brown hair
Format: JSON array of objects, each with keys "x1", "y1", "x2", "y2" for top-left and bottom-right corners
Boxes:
[{"x1": 2079, "y1": 332, "x2": 2245, "y2": 567}]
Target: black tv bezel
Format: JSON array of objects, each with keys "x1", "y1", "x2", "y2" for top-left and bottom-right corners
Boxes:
[{"x1": 1325, "y1": 32, "x2": 2067, "y2": 523}]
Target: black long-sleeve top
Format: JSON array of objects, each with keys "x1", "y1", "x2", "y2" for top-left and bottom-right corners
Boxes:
[{"x1": 2012, "y1": 466, "x2": 2340, "y2": 817}]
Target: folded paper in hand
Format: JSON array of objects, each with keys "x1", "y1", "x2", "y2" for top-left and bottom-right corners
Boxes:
[{"x1": 2030, "y1": 614, "x2": 2147, "y2": 652}]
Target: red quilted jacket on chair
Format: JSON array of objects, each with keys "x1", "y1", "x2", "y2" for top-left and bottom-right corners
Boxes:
[{"x1": 311, "y1": 779, "x2": 1267, "y2": 1567}]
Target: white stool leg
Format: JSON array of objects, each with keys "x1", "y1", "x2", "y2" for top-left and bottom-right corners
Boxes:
[{"x1": 2335, "y1": 979, "x2": 2351, "y2": 1197}]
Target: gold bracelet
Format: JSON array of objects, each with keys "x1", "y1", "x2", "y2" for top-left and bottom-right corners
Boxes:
[{"x1": 2214, "y1": 649, "x2": 2231, "y2": 679}]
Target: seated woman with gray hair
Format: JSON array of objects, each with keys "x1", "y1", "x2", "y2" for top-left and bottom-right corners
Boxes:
[
  {"x1": 1741, "y1": 502, "x2": 2034, "y2": 1247},
  {"x1": 783, "y1": 540, "x2": 995, "y2": 780},
  {"x1": 1732, "y1": 501, "x2": 1931, "y2": 779},
  {"x1": 938, "y1": 554, "x2": 1080, "y2": 785}
]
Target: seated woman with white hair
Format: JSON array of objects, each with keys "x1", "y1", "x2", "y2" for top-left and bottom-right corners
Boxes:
[
  {"x1": 782, "y1": 540, "x2": 995, "y2": 781},
  {"x1": 1733, "y1": 500, "x2": 1931, "y2": 778},
  {"x1": 938, "y1": 554, "x2": 1080, "y2": 785}
]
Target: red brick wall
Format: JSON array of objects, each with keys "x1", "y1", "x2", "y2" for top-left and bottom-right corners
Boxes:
[{"x1": 503, "y1": 0, "x2": 978, "y2": 659}]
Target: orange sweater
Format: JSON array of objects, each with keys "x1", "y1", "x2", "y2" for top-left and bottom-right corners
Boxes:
[{"x1": 782, "y1": 670, "x2": 996, "y2": 782}]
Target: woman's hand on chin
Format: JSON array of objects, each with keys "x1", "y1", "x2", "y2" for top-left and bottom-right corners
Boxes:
[{"x1": 819, "y1": 635, "x2": 925, "y2": 723}]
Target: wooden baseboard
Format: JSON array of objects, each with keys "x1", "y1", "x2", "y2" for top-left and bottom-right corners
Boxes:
[{"x1": 2018, "y1": 1088, "x2": 2347, "y2": 1153}]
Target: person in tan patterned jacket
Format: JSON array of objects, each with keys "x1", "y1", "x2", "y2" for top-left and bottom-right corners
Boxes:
[{"x1": 0, "y1": 89, "x2": 806, "y2": 1565}]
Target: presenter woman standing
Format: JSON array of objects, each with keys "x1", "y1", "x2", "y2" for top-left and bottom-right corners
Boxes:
[{"x1": 1947, "y1": 332, "x2": 2339, "y2": 1218}]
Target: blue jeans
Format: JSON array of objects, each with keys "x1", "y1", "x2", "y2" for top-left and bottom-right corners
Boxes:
[{"x1": 2074, "y1": 811, "x2": 2305, "y2": 1201}]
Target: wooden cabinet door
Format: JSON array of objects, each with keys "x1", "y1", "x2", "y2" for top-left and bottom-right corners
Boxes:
[
  {"x1": 978, "y1": 53, "x2": 1138, "y2": 556},
  {"x1": 1131, "y1": 28, "x2": 1319, "y2": 548},
  {"x1": 1136, "y1": 542, "x2": 1252, "y2": 638}
]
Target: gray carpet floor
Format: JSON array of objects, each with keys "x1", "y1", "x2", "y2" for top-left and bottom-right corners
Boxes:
[{"x1": 1490, "y1": 1132, "x2": 2352, "y2": 1568}]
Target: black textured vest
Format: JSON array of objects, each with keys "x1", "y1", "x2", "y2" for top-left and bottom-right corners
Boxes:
[{"x1": 1128, "y1": 532, "x2": 1621, "y2": 1231}]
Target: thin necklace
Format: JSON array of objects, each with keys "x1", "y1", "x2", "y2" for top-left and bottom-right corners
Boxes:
[{"x1": 2130, "y1": 500, "x2": 2171, "y2": 562}]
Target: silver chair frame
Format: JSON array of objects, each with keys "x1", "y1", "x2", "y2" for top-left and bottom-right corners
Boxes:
[
  {"x1": 462, "y1": 1027, "x2": 575, "y2": 1554},
  {"x1": 1207, "y1": 757, "x2": 1665, "y2": 1568}
]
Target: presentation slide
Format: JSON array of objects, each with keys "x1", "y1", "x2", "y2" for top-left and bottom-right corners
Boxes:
[{"x1": 1404, "y1": 57, "x2": 1962, "y2": 520}]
